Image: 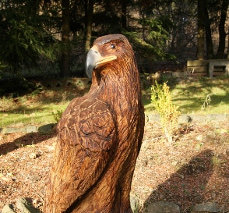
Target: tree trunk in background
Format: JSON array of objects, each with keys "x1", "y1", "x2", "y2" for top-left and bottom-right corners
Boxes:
[
  {"x1": 197, "y1": 0, "x2": 205, "y2": 60},
  {"x1": 60, "y1": 0, "x2": 70, "y2": 78},
  {"x1": 121, "y1": 0, "x2": 127, "y2": 30},
  {"x1": 216, "y1": 0, "x2": 229, "y2": 58},
  {"x1": 85, "y1": 0, "x2": 94, "y2": 51},
  {"x1": 203, "y1": 5, "x2": 214, "y2": 59},
  {"x1": 228, "y1": 34, "x2": 229, "y2": 59}
]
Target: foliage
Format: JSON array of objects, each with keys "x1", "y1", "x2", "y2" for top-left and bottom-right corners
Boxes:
[
  {"x1": 140, "y1": 16, "x2": 171, "y2": 53},
  {"x1": 151, "y1": 81, "x2": 180, "y2": 143},
  {"x1": 124, "y1": 31, "x2": 175, "y2": 63},
  {"x1": 0, "y1": 0, "x2": 228, "y2": 78},
  {"x1": 52, "y1": 110, "x2": 63, "y2": 123},
  {"x1": 93, "y1": 11, "x2": 122, "y2": 34},
  {"x1": 0, "y1": 0, "x2": 58, "y2": 74},
  {"x1": 201, "y1": 94, "x2": 211, "y2": 110},
  {"x1": 0, "y1": 77, "x2": 36, "y2": 96}
]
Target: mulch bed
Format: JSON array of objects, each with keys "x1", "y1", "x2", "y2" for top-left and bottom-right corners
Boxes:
[{"x1": 0, "y1": 120, "x2": 229, "y2": 212}]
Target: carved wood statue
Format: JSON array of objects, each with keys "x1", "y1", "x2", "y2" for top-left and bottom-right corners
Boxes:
[{"x1": 45, "y1": 34, "x2": 145, "y2": 213}]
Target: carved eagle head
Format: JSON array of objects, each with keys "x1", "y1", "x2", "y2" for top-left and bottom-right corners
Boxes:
[{"x1": 85, "y1": 34, "x2": 135, "y2": 79}]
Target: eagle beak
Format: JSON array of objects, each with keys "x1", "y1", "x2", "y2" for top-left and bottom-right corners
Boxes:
[{"x1": 85, "y1": 46, "x2": 117, "y2": 78}]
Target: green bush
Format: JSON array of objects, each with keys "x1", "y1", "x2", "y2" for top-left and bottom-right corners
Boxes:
[{"x1": 151, "y1": 81, "x2": 180, "y2": 143}]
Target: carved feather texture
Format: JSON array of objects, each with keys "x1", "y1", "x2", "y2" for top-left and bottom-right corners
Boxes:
[{"x1": 45, "y1": 34, "x2": 145, "y2": 213}]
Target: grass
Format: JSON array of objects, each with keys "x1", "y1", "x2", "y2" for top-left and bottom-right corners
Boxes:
[
  {"x1": 0, "y1": 104, "x2": 67, "y2": 127},
  {"x1": 143, "y1": 77, "x2": 229, "y2": 115},
  {"x1": 0, "y1": 77, "x2": 229, "y2": 127},
  {"x1": 0, "y1": 87, "x2": 83, "y2": 127}
]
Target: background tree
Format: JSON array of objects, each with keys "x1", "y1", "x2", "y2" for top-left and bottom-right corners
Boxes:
[
  {"x1": 85, "y1": 0, "x2": 94, "y2": 51},
  {"x1": 197, "y1": 0, "x2": 229, "y2": 59},
  {"x1": 216, "y1": 0, "x2": 229, "y2": 58},
  {"x1": 0, "y1": 0, "x2": 57, "y2": 74},
  {"x1": 0, "y1": 0, "x2": 228, "y2": 79},
  {"x1": 197, "y1": 0, "x2": 205, "y2": 60},
  {"x1": 203, "y1": 2, "x2": 214, "y2": 59},
  {"x1": 120, "y1": 0, "x2": 127, "y2": 30},
  {"x1": 60, "y1": 0, "x2": 70, "y2": 77}
]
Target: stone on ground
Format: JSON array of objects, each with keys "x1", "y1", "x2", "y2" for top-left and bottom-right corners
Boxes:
[
  {"x1": 144, "y1": 201, "x2": 180, "y2": 213},
  {"x1": 16, "y1": 198, "x2": 40, "y2": 213},
  {"x1": 191, "y1": 202, "x2": 222, "y2": 213},
  {"x1": 2, "y1": 204, "x2": 15, "y2": 213}
]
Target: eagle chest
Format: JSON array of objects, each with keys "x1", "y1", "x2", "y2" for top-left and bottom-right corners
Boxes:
[{"x1": 59, "y1": 98, "x2": 117, "y2": 152}]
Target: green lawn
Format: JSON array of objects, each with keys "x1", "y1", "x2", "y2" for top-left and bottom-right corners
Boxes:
[
  {"x1": 143, "y1": 77, "x2": 229, "y2": 115},
  {"x1": 0, "y1": 77, "x2": 229, "y2": 127},
  {"x1": 0, "y1": 103, "x2": 68, "y2": 127},
  {"x1": 0, "y1": 88, "x2": 77, "y2": 127}
]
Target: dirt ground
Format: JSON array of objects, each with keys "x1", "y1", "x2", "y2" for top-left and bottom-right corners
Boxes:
[{"x1": 0, "y1": 119, "x2": 229, "y2": 212}]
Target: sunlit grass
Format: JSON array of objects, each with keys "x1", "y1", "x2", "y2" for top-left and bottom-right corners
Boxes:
[
  {"x1": 143, "y1": 78, "x2": 229, "y2": 115},
  {"x1": 0, "y1": 103, "x2": 69, "y2": 127},
  {"x1": 1, "y1": 77, "x2": 229, "y2": 127},
  {"x1": 0, "y1": 88, "x2": 74, "y2": 127}
]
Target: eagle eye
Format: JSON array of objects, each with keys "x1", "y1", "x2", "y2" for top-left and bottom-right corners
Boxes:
[{"x1": 110, "y1": 44, "x2": 116, "y2": 49}]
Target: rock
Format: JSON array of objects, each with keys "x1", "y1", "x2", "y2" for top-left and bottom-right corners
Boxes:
[
  {"x1": 29, "y1": 153, "x2": 39, "y2": 159},
  {"x1": 38, "y1": 123, "x2": 55, "y2": 133},
  {"x1": 1, "y1": 126, "x2": 38, "y2": 134},
  {"x1": 26, "y1": 126, "x2": 38, "y2": 133},
  {"x1": 2, "y1": 204, "x2": 15, "y2": 213},
  {"x1": 32, "y1": 199, "x2": 42, "y2": 208},
  {"x1": 2, "y1": 127, "x2": 20, "y2": 134},
  {"x1": 145, "y1": 114, "x2": 160, "y2": 123},
  {"x1": 196, "y1": 134, "x2": 204, "y2": 141},
  {"x1": 191, "y1": 202, "x2": 222, "y2": 213},
  {"x1": 130, "y1": 194, "x2": 139, "y2": 213},
  {"x1": 16, "y1": 197, "x2": 40, "y2": 213},
  {"x1": 178, "y1": 115, "x2": 192, "y2": 124},
  {"x1": 208, "y1": 114, "x2": 227, "y2": 122},
  {"x1": 144, "y1": 201, "x2": 180, "y2": 213}
]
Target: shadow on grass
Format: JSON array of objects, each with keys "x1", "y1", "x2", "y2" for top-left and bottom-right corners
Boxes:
[
  {"x1": 173, "y1": 92, "x2": 229, "y2": 113},
  {"x1": 0, "y1": 78, "x2": 90, "y2": 127},
  {"x1": 143, "y1": 77, "x2": 229, "y2": 113},
  {"x1": 0, "y1": 131, "x2": 55, "y2": 156},
  {"x1": 0, "y1": 85, "x2": 89, "y2": 127},
  {"x1": 0, "y1": 88, "x2": 89, "y2": 127},
  {"x1": 0, "y1": 78, "x2": 90, "y2": 111},
  {"x1": 142, "y1": 149, "x2": 214, "y2": 212}
]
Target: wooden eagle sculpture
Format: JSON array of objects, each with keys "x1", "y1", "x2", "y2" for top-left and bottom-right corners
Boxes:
[{"x1": 45, "y1": 34, "x2": 145, "y2": 213}]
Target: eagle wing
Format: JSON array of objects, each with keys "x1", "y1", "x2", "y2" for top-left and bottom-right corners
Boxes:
[{"x1": 46, "y1": 97, "x2": 116, "y2": 211}]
